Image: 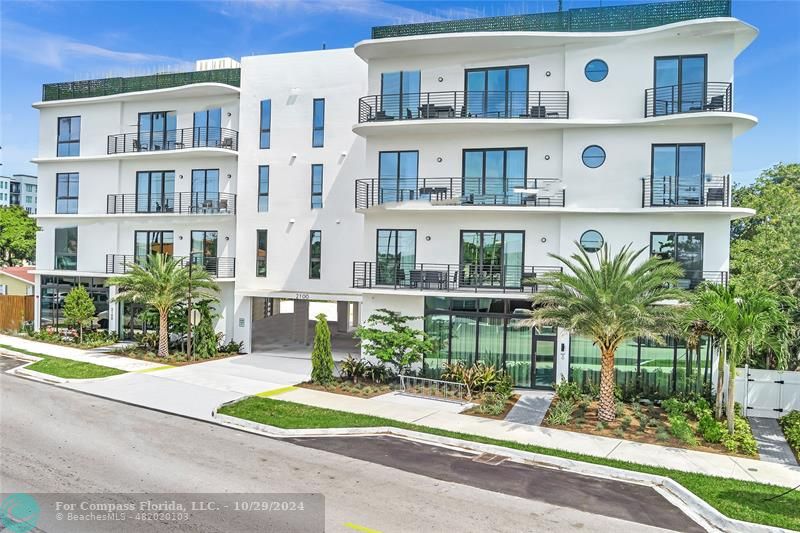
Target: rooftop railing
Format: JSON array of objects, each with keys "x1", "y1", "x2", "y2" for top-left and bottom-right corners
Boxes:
[
  {"x1": 355, "y1": 177, "x2": 565, "y2": 210},
  {"x1": 107, "y1": 127, "x2": 238, "y2": 154},
  {"x1": 358, "y1": 91, "x2": 569, "y2": 123},
  {"x1": 106, "y1": 254, "x2": 235, "y2": 278},
  {"x1": 642, "y1": 174, "x2": 730, "y2": 207},
  {"x1": 644, "y1": 82, "x2": 732, "y2": 118},
  {"x1": 106, "y1": 192, "x2": 236, "y2": 215},
  {"x1": 42, "y1": 68, "x2": 241, "y2": 101}
]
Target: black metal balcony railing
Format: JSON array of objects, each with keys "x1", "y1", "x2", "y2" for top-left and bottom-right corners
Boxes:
[
  {"x1": 353, "y1": 262, "x2": 561, "y2": 293},
  {"x1": 644, "y1": 82, "x2": 732, "y2": 118},
  {"x1": 679, "y1": 271, "x2": 728, "y2": 290},
  {"x1": 642, "y1": 175, "x2": 730, "y2": 208},
  {"x1": 355, "y1": 177, "x2": 565, "y2": 210},
  {"x1": 107, "y1": 127, "x2": 239, "y2": 154},
  {"x1": 106, "y1": 254, "x2": 235, "y2": 278},
  {"x1": 106, "y1": 192, "x2": 237, "y2": 215},
  {"x1": 358, "y1": 91, "x2": 569, "y2": 123}
]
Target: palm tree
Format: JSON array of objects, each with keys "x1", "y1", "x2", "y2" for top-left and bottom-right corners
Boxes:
[
  {"x1": 108, "y1": 254, "x2": 218, "y2": 357},
  {"x1": 526, "y1": 243, "x2": 685, "y2": 422}
]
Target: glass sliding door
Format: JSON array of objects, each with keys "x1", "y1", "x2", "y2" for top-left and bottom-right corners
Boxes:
[
  {"x1": 136, "y1": 171, "x2": 174, "y2": 213},
  {"x1": 378, "y1": 151, "x2": 418, "y2": 203},
  {"x1": 460, "y1": 230, "x2": 524, "y2": 288},
  {"x1": 376, "y1": 229, "x2": 416, "y2": 286},
  {"x1": 380, "y1": 71, "x2": 420, "y2": 120},
  {"x1": 191, "y1": 230, "x2": 219, "y2": 276},
  {"x1": 193, "y1": 108, "x2": 222, "y2": 147},
  {"x1": 134, "y1": 231, "x2": 174, "y2": 265},
  {"x1": 138, "y1": 111, "x2": 176, "y2": 150},
  {"x1": 651, "y1": 232, "x2": 704, "y2": 288},
  {"x1": 651, "y1": 144, "x2": 704, "y2": 206},
  {"x1": 462, "y1": 148, "x2": 526, "y2": 205},
  {"x1": 465, "y1": 66, "x2": 528, "y2": 118},
  {"x1": 654, "y1": 56, "x2": 707, "y2": 115},
  {"x1": 191, "y1": 169, "x2": 220, "y2": 211}
]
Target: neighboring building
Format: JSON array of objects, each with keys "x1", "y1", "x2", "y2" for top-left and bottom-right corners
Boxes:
[
  {"x1": 32, "y1": 0, "x2": 755, "y2": 396},
  {"x1": 0, "y1": 266, "x2": 35, "y2": 296},
  {"x1": 0, "y1": 174, "x2": 38, "y2": 213}
]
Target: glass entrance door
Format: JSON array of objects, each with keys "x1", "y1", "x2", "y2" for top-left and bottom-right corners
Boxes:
[
  {"x1": 138, "y1": 111, "x2": 177, "y2": 150},
  {"x1": 375, "y1": 229, "x2": 416, "y2": 286},
  {"x1": 465, "y1": 66, "x2": 528, "y2": 118},
  {"x1": 134, "y1": 231, "x2": 174, "y2": 265},
  {"x1": 136, "y1": 171, "x2": 175, "y2": 213},
  {"x1": 654, "y1": 56, "x2": 707, "y2": 115},
  {"x1": 380, "y1": 71, "x2": 420, "y2": 120},
  {"x1": 460, "y1": 231, "x2": 524, "y2": 288},
  {"x1": 463, "y1": 148, "x2": 526, "y2": 205},
  {"x1": 651, "y1": 144, "x2": 704, "y2": 206},
  {"x1": 193, "y1": 108, "x2": 222, "y2": 147},
  {"x1": 191, "y1": 230, "x2": 218, "y2": 276},
  {"x1": 191, "y1": 169, "x2": 220, "y2": 211},
  {"x1": 378, "y1": 151, "x2": 418, "y2": 203}
]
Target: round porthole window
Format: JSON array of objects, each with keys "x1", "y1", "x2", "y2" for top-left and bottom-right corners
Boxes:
[
  {"x1": 584, "y1": 59, "x2": 608, "y2": 82},
  {"x1": 582, "y1": 145, "x2": 606, "y2": 168},
  {"x1": 580, "y1": 230, "x2": 604, "y2": 253}
]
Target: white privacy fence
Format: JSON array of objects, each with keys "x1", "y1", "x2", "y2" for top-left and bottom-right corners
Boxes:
[{"x1": 732, "y1": 366, "x2": 800, "y2": 419}]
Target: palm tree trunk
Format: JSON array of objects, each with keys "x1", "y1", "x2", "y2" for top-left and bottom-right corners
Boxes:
[
  {"x1": 158, "y1": 310, "x2": 169, "y2": 358},
  {"x1": 598, "y1": 349, "x2": 616, "y2": 422},
  {"x1": 715, "y1": 339, "x2": 726, "y2": 420},
  {"x1": 726, "y1": 357, "x2": 737, "y2": 434}
]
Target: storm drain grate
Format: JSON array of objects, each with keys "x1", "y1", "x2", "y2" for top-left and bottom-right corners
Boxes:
[{"x1": 472, "y1": 453, "x2": 508, "y2": 466}]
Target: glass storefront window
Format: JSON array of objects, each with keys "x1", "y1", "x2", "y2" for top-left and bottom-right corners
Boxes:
[{"x1": 40, "y1": 276, "x2": 109, "y2": 330}]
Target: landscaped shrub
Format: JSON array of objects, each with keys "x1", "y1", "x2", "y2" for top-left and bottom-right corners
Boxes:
[
  {"x1": 668, "y1": 414, "x2": 698, "y2": 446},
  {"x1": 340, "y1": 355, "x2": 368, "y2": 384},
  {"x1": 698, "y1": 413, "x2": 725, "y2": 444},
  {"x1": 779, "y1": 410, "x2": 800, "y2": 456},
  {"x1": 661, "y1": 397, "x2": 688, "y2": 416},
  {"x1": 478, "y1": 392, "x2": 507, "y2": 416},
  {"x1": 721, "y1": 416, "x2": 758, "y2": 456},
  {"x1": 219, "y1": 339, "x2": 243, "y2": 354},
  {"x1": 554, "y1": 380, "x2": 581, "y2": 403},
  {"x1": 310, "y1": 313, "x2": 334, "y2": 385},
  {"x1": 546, "y1": 399, "x2": 576, "y2": 425},
  {"x1": 134, "y1": 332, "x2": 159, "y2": 352},
  {"x1": 494, "y1": 373, "x2": 514, "y2": 400},
  {"x1": 363, "y1": 361, "x2": 390, "y2": 384}
]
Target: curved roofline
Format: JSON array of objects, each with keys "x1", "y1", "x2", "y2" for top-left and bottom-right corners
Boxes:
[
  {"x1": 354, "y1": 18, "x2": 758, "y2": 61},
  {"x1": 32, "y1": 82, "x2": 240, "y2": 108}
]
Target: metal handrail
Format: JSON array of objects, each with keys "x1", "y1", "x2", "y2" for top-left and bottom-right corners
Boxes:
[
  {"x1": 644, "y1": 81, "x2": 732, "y2": 118},
  {"x1": 106, "y1": 192, "x2": 237, "y2": 214},
  {"x1": 641, "y1": 174, "x2": 730, "y2": 207},
  {"x1": 353, "y1": 262, "x2": 561, "y2": 293},
  {"x1": 358, "y1": 91, "x2": 569, "y2": 123},
  {"x1": 679, "y1": 271, "x2": 728, "y2": 289},
  {"x1": 399, "y1": 374, "x2": 467, "y2": 403},
  {"x1": 355, "y1": 177, "x2": 565, "y2": 209},
  {"x1": 107, "y1": 127, "x2": 239, "y2": 154},
  {"x1": 106, "y1": 254, "x2": 235, "y2": 278}
]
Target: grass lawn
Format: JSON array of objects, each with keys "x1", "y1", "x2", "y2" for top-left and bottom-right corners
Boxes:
[
  {"x1": 0, "y1": 344, "x2": 126, "y2": 379},
  {"x1": 219, "y1": 396, "x2": 800, "y2": 531}
]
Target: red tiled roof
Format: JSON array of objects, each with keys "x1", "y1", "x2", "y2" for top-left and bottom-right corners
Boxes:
[{"x1": 0, "y1": 266, "x2": 35, "y2": 284}]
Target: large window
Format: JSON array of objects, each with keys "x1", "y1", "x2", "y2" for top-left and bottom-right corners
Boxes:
[
  {"x1": 260, "y1": 99, "x2": 271, "y2": 149},
  {"x1": 465, "y1": 66, "x2": 528, "y2": 118},
  {"x1": 57, "y1": 116, "x2": 81, "y2": 157},
  {"x1": 258, "y1": 166, "x2": 269, "y2": 212},
  {"x1": 463, "y1": 148, "x2": 526, "y2": 204},
  {"x1": 650, "y1": 144, "x2": 704, "y2": 206},
  {"x1": 191, "y1": 230, "x2": 218, "y2": 275},
  {"x1": 312, "y1": 98, "x2": 325, "y2": 147},
  {"x1": 378, "y1": 151, "x2": 418, "y2": 203},
  {"x1": 55, "y1": 173, "x2": 79, "y2": 214},
  {"x1": 376, "y1": 229, "x2": 416, "y2": 286},
  {"x1": 650, "y1": 232, "x2": 704, "y2": 288},
  {"x1": 653, "y1": 55, "x2": 707, "y2": 115},
  {"x1": 134, "y1": 231, "x2": 174, "y2": 264},
  {"x1": 54, "y1": 227, "x2": 78, "y2": 270},
  {"x1": 138, "y1": 111, "x2": 177, "y2": 151},
  {"x1": 256, "y1": 230, "x2": 267, "y2": 277},
  {"x1": 191, "y1": 169, "x2": 220, "y2": 210},
  {"x1": 136, "y1": 171, "x2": 175, "y2": 213},
  {"x1": 309, "y1": 230, "x2": 322, "y2": 279},
  {"x1": 311, "y1": 164, "x2": 323, "y2": 209},
  {"x1": 193, "y1": 108, "x2": 221, "y2": 147},
  {"x1": 460, "y1": 230, "x2": 524, "y2": 288},
  {"x1": 380, "y1": 70, "x2": 420, "y2": 119},
  {"x1": 40, "y1": 276, "x2": 108, "y2": 330}
]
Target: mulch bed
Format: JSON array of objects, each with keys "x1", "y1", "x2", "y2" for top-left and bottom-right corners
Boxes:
[
  {"x1": 462, "y1": 394, "x2": 521, "y2": 420},
  {"x1": 297, "y1": 379, "x2": 396, "y2": 398},
  {"x1": 109, "y1": 349, "x2": 241, "y2": 366}
]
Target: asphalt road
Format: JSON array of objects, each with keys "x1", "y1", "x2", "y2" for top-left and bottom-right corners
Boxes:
[{"x1": 0, "y1": 357, "x2": 705, "y2": 533}]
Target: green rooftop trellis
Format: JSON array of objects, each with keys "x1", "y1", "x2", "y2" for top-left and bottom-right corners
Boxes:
[
  {"x1": 371, "y1": 0, "x2": 731, "y2": 39},
  {"x1": 42, "y1": 68, "x2": 241, "y2": 102}
]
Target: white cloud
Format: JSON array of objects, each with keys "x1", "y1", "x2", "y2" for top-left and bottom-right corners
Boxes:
[{"x1": 1, "y1": 19, "x2": 183, "y2": 71}]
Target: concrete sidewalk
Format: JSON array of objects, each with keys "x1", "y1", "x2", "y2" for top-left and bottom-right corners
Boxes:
[
  {"x1": 271, "y1": 387, "x2": 800, "y2": 489},
  {"x1": 0, "y1": 333, "x2": 163, "y2": 371}
]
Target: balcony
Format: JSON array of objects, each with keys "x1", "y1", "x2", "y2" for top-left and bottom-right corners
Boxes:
[
  {"x1": 641, "y1": 175, "x2": 730, "y2": 208},
  {"x1": 107, "y1": 127, "x2": 238, "y2": 154},
  {"x1": 679, "y1": 271, "x2": 728, "y2": 289},
  {"x1": 106, "y1": 192, "x2": 236, "y2": 215},
  {"x1": 353, "y1": 262, "x2": 561, "y2": 294},
  {"x1": 358, "y1": 91, "x2": 569, "y2": 123},
  {"x1": 644, "y1": 82, "x2": 732, "y2": 118},
  {"x1": 106, "y1": 255, "x2": 235, "y2": 278},
  {"x1": 355, "y1": 177, "x2": 565, "y2": 210}
]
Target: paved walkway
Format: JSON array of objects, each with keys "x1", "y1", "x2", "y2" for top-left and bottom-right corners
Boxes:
[
  {"x1": 749, "y1": 417, "x2": 799, "y2": 466},
  {"x1": 0, "y1": 333, "x2": 163, "y2": 371},
  {"x1": 506, "y1": 390, "x2": 555, "y2": 426}
]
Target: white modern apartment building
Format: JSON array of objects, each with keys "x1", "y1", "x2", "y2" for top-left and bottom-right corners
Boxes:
[
  {"x1": 0, "y1": 174, "x2": 38, "y2": 213},
  {"x1": 33, "y1": 0, "x2": 755, "y2": 395}
]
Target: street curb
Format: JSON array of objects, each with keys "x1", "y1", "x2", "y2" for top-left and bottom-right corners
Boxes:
[{"x1": 212, "y1": 401, "x2": 789, "y2": 533}]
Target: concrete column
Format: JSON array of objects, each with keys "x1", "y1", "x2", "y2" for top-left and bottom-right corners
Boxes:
[
  {"x1": 234, "y1": 295, "x2": 252, "y2": 353},
  {"x1": 293, "y1": 299, "x2": 310, "y2": 344},
  {"x1": 556, "y1": 327, "x2": 570, "y2": 384},
  {"x1": 107, "y1": 285, "x2": 118, "y2": 334},
  {"x1": 336, "y1": 301, "x2": 348, "y2": 333},
  {"x1": 33, "y1": 275, "x2": 41, "y2": 331}
]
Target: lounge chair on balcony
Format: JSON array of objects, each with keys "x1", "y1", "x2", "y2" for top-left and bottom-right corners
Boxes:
[
  {"x1": 133, "y1": 139, "x2": 148, "y2": 152},
  {"x1": 219, "y1": 137, "x2": 234, "y2": 150},
  {"x1": 374, "y1": 110, "x2": 394, "y2": 121},
  {"x1": 530, "y1": 105, "x2": 546, "y2": 118},
  {"x1": 706, "y1": 187, "x2": 726, "y2": 205},
  {"x1": 704, "y1": 95, "x2": 726, "y2": 111}
]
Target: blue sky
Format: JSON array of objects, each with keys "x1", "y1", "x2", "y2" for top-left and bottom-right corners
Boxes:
[{"x1": 1, "y1": 0, "x2": 798, "y2": 183}]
